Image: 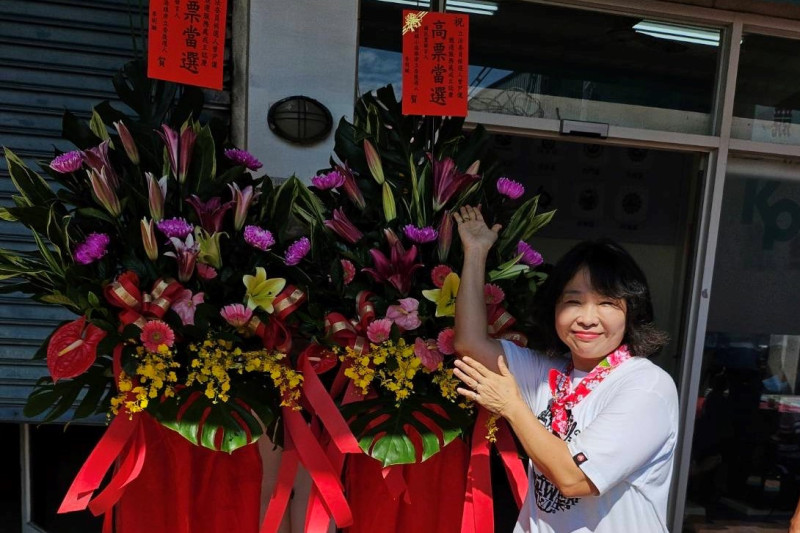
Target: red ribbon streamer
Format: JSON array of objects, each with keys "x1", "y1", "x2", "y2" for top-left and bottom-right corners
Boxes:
[
  {"x1": 461, "y1": 408, "x2": 528, "y2": 533},
  {"x1": 58, "y1": 414, "x2": 145, "y2": 518}
]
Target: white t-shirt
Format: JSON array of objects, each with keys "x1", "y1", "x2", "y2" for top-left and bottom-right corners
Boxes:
[{"x1": 501, "y1": 340, "x2": 679, "y2": 533}]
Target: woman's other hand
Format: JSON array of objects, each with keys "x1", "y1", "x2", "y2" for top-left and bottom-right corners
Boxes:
[
  {"x1": 453, "y1": 205, "x2": 501, "y2": 254},
  {"x1": 454, "y1": 355, "x2": 523, "y2": 418}
]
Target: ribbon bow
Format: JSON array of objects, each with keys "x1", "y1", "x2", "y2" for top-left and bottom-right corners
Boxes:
[
  {"x1": 487, "y1": 304, "x2": 528, "y2": 347},
  {"x1": 104, "y1": 271, "x2": 183, "y2": 329},
  {"x1": 246, "y1": 285, "x2": 306, "y2": 353}
]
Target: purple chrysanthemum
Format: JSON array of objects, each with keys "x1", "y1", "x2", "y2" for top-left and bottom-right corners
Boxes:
[
  {"x1": 311, "y1": 171, "x2": 345, "y2": 190},
  {"x1": 497, "y1": 177, "x2": 525, "y2": 200},
  {"x1": 74, "y1": 233, "x2": 110, "y2": 265},
  {"x1": 243, "y1": 225, "x2": 275, "y2": 251},
  {"x1": 49, "y1": 151, "x2": 84, "y2": 174},
  {"x1": 224, "y1": 148, "x2": 263, "y2": 171},
  {"x1": 284, "y1": 237, "x2": 311, "y2": 266},
  {"x1": 517, "y1": 241, "x2": 543, "y2": 267},
  {"x1": 157, "y1": 217, "x2": 194, "y2": 239},
  {"x1": 403, "y1": 224, "x2": 438, "y2": 243}
]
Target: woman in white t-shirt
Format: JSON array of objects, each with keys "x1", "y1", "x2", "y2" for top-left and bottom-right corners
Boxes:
[{"x1": 451, "y1": 205, "x2": 679, "y2": 533}]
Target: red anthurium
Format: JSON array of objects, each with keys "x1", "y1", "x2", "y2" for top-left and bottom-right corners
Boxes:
[{"x1": 47, "y1": 317, "x2": 107, "y2": 382}]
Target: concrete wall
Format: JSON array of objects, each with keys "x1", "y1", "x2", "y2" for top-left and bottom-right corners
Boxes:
[{"x1": 237, "y1": 0, "x2": 359, "y2": 182}]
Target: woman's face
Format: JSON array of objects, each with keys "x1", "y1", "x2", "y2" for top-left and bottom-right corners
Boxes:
[{"x1": 555, "y1": 267, "x2": 627, "y2": 371}]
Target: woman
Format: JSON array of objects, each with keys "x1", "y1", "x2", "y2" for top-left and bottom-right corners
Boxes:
[{"x1": 452, "y1": 205, "x2": 679, "y2": 533}]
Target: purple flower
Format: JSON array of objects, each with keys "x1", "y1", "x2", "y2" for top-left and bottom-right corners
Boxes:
[
  {"x1": 243, "y1": 225, "x2": 275, "y2": 251},
  {"x1": 517, "y1": 241, "x2": 543, "y2": 267},
  {"x1": 157, "y1": 217, "x2": 194, "y2": 239},
  {"x1": 284, "y1": 237, "x2": 311, "y2": 266},
  {"x1": 311, "y1": 171, "x2": 346, "y2": 190},
  {"x1": 49, "y1": 151, "x2": 83, "y2": 174},
  {"x1": 224, "y1": 148, "x2": 263, "y2": 171},
  {"x1": 497, "y1": 177, "x2": 525, "y2": 199},
  {"x1": 403, "y1": 224, "x2": 438, "y2": 243},
  {"x1": 74, "y1": 233, "x2": 110, "y2": 265}
]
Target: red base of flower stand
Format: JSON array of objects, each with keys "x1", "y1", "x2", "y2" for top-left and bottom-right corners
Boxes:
[
  {"x1": 344, "y1": 439, "x2": 469, "y2": 533},
  {"x1": 115, "y1": 415, "x2": 263, "y2": 533}
]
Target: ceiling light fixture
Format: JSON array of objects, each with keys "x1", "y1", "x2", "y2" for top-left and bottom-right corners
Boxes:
[
  {"x1": 374, "y1": 0, "x2": 497, "y2": 16},
  {"x1": 633, "y1": 20, "x2": 720, "y2": 47}
]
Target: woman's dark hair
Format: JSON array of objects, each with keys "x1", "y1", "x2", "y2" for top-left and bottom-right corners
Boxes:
[{"x1": 530, "y1": 239, "x2": 669, "y2": 358}]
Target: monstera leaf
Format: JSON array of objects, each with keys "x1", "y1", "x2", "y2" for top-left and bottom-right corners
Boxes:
[
  {"x1": 341, "y1": 396, "x2": 472, "y2": 467},
  {"x1": 155, "y1": 383, "x2": 276, "y2": 453}
]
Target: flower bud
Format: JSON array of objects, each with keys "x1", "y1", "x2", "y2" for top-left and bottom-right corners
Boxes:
[
  {"x1": 140, "y1": 218, "x2": 159, "y2": 261},
  {"x1": 114, "y1": 121, "x2": 140, "y2": 165}
]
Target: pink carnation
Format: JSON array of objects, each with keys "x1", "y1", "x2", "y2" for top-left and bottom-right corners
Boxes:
[
  {"x1": 517, "y1": 241, "x2": 543, "y2": 267},
  {"x1": 74, "y1": 232, "x2": 110, "y2": 265},
  {"x1": 49, "y1": 151, "x2": 84, "y2": 173},
  {"x1": 311, "y1": 171, "x2": 346, "y2": 190},
  {"x1": 140, "y1": 320, "x2": 175, "y2": 353},
  {"x1": 483, "y1": 283, "x2": 505, "y2": 305},
  {"x1": 437, "y1": 328, "x2": 456, "y2": 355},
  {"x1": 386, "y1": 298, "x2": 421, "y2": 331},
  {"x1": 403, "y1": 225, "x2": 438, "y2": 243},
  {"x1": 197, "y1": 263, "x2": 218, "y2": 280},
  {"x1": 367, "y1": 318, "x2": 393, "y2": 344},
  {"x1": 341, "y1": 259, "x2": 356, "y2": 285},
  {"x1": 285, "y1": 237, "x2": 311, "y2": 266},
  {"x1": 224, "y1": 148, "x2": 263, "y2": 171},
  {"x1": 497, "y1": 177, "x2": 525, "y2": 199},
  {"x1": 243, "y1": 225, "x2": 275, "y2": 251},
  {"x1": 220, "y1": 303, "x2": 253, "y2": 328},
  {"x1": 431, "y1": 265, "x2": 453, "y2": 288},
  {"x1": 414, "y1": 338, "x2": 443, "y2": 371}
]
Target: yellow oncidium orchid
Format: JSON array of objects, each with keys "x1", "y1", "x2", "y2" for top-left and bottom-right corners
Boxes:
[
  {"x1": 243, "y1": 267, "x2": 286, "y2": 313},
  {"x1": 422, "y1": 272, "x2": 460, "y2": 317}
]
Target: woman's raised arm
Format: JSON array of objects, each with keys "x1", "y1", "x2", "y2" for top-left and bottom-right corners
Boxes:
[{"x1": 452, "y1": 205, "x2": 503, "y2": 372}]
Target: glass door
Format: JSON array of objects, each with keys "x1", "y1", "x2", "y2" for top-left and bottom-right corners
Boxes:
[{"x1": 683, "y1": 156, "x2": 800, "y2": 532}]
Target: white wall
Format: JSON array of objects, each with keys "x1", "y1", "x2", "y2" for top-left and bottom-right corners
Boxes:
[{"x1": 239, "y1": 0, "x2": 359, "y2": 181}]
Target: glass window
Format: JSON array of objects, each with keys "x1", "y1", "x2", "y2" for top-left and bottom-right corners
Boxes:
[
  {"x1": 733, "y1": 34, "x2": 800, "y2": 145},
  {"x1": 359, "y1": 1, "x2": 720, "y2": 134},
  {"x1": 485, "y1": 134, "x2": 704, "y2": 380},
  {"x1": 683, "y1": 157, "x2": 800, "y2": 531}
]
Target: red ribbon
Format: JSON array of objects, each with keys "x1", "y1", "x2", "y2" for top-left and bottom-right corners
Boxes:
[
  {"x1": 487, "y1": 305, "x2": 529, "y2": 347},
  {"x1": 461, "y1": 408, "x2": 528, "y2": 533},
  {"x1": 104, "y1": 271, "x2": 183, "y2": 328},
  {"x1": 247, "y1": 285, "x2": 306, "y2": 353}
]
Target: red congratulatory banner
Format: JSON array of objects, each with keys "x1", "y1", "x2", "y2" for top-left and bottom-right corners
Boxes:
[
  {"x1": 148, "y1": 0, "x2": 228, "y2": 90},
  {"x1": 402, "y1": 11, "x2": 469, "y2": 117}
]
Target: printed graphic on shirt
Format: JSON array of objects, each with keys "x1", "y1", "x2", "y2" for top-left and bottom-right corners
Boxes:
[{"x1": 534, "y1": 406, "x2": 581, "y2": 513}]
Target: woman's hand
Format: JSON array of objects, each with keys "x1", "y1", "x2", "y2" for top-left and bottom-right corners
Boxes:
[
  {"x1": 453, "y1": 205, "x2": 501, "y2": 255},
  {"x1": 454, "y1": 355, "x2": 524, "y2": 418}
]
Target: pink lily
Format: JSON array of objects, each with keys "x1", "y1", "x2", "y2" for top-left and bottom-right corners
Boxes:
[
  {"x1": 324, "y1": 208, "x2": 363, "y2": 244},
  {"x1": 338, "y1": 163, "x2": 366, "y2": 210},
  {"x1": 228, "y1": 183, "x2": 260, "y2": 230},
  {"x1": 430, "y1": 155, "x2": 480, "y2": 211},
  {"x1": 83, "y1": 140, "x2": 118, "y2": 188},
  {"x1": 186, "y1": 195, "x2": 234, "y2": 233},
  {"x1": 158, "y1": 124, "x2": 196, "y2": 183},
  {"x1": 172, "y1": 289, "x2": 205, "y2": 326},
  {"x1": 437, "y1": 210, "x2": 455, "y2": 263},
  {"x1": 140, "y1": 217, "x2": 158, "y2": 261},
  {"x1": 146, "y1": 172, "x2": 167, "y2": 221},
  {"x1": 88, "y1": 167, "x2": 121, "y2": 217},
  {"x1": 363, "y1": 139, "x2": 385, "y2": 184},
  {"x1": 113, "y1": 121, "x2": 139, "y2": 165},
  {"x1": 164, "y1": 234, "x2": 199, "y2": 282},
  {"x1": 362, "y1": 240, "x2": 424, "y2": 295}
]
